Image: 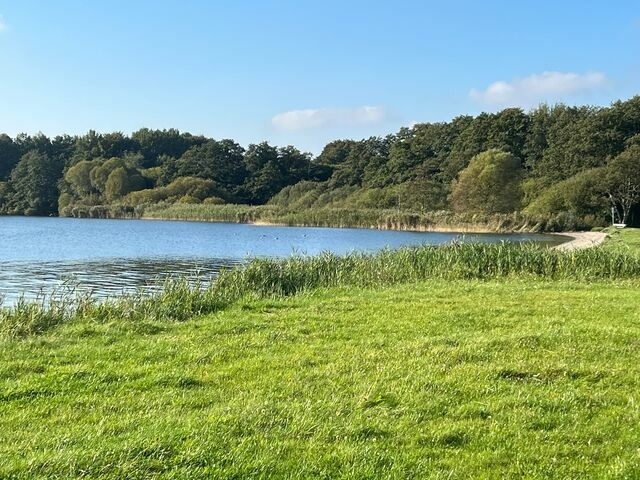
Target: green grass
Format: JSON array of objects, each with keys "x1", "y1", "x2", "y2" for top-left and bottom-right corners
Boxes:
[
  {"x1": 604, "y1": 227, "x2": 640, "y2": 253},
  {"x1": 1, "y1": 279, "x2": 639, "y2": 479}
]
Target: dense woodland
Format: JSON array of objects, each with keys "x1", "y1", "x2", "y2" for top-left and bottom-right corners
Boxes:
[{"x1": 0, "y1": 96, "x2": 639, "y2": 226}]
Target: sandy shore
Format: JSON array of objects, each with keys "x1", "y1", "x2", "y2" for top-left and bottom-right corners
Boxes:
[{"x1": 552, "y1": 231, "x2": 608, "y2": 251}]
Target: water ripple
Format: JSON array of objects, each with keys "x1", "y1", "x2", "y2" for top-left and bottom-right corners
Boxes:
[{"x1": 0, "y1": 257, "x2": 242, "y2": 306}]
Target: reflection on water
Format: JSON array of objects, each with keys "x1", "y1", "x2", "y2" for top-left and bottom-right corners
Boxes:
[{"x1": 0, "y1": 257, "x2": 242, "y2": 305}]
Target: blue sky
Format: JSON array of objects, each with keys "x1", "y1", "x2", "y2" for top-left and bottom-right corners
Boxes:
[{"x1": 0, "y1": 1, "x2": 638, "y2": 154}]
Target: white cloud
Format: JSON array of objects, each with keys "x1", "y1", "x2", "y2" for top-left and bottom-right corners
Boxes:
[
  {"x1": 0, "y1": 16, "x2": 6, "y2": 32},
  {"x1": 469, "y1": 71, "x2": 607, "y2": 107},
  {"x1": 272, "y1": 106, "x2": 387, "y2": 130}
]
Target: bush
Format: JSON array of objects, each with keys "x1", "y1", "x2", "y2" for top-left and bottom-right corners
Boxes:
[
  {"x1": 203, "y1": 197, "x2": 225, "y2": 205},
  {"x1": 121, "y1": 177, "x2": 221, "y2": 206},
  {"x1": 178, "y1": 195, "x2": 201, "y2": 204},
  {"x1": 451, "y1": 149, "x2": 523, "y2": 214}
]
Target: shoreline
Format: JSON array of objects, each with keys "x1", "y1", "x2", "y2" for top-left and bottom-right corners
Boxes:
[
  {"x1": 55, "y1": 203, "x2": 604, "y2": 240},
  {"x1": 551, "y1": 231, "x2": 608, "y2": 251},
  {"x1": 141, "y1": 215, "x2": 543, "y2": 235},
  {"x1": 151, "y1": 217, "x2": 504, "y2": 234}
]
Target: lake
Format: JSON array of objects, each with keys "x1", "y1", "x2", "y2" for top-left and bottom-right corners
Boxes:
[{"x1": 0, "y1": 216, "x2": 564, "y2": 305}]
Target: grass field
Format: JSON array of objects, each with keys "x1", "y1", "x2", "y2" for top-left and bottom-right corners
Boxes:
[{"x1": 1, "y1": 231, "x2": 639, "y2": 478}]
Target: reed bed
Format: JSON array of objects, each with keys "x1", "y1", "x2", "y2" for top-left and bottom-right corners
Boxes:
[
  {"x1": 142, "y1": 203, "x2": 278, "y2": 223},
  {"x1": 142, "y1": 203, "x2": 593, "y2": 232},
  {"x1": 1, "y1": 242, "x2": 639, "y2": 337}
]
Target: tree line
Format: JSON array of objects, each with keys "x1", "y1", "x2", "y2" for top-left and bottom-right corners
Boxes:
[
  {"x1": 273, "y1": 96, "x2": 640, "y2": 226},
  {"x1": 0, "y1": 130, "x2": 330, "y2": 216},
  {"x1": 0, "y1": 96, "x2": 638, "y2": 225}
]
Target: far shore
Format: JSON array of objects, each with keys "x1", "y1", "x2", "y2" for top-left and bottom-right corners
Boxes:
[
  {"x1": 13, "y1": 213, "x2": 610, "y2": 250},
  {"x1": 141, "y1": 214, "x2": 547, "y2": 234},
  {"x1": 137, "y1": 215, "x2": 560, "y2": 237}
]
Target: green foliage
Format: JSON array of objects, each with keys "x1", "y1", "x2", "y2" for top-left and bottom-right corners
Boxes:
[
  {"x1": 104, "y1": 167, "x2": 146, "y2": 202},
  {"x1": 315, "y1": 139, "x2": 356, "y2": 165},
  {"x1": 329, "y1": 136, "x2": 391, "y2": 188},
  {"x1": 0, "y1": 133, "x2": 20, "y2": 180},
  {"x1": 243, "y1": 143, "x2": 313, "y2": 203},
  {"x1": 177, "y1": 194, "x2": 201, "y2": 204},
  {"x1": 122, "y1": 176, "x2": 223, "y2": 206},
  {"x1": 132, "y1": 128, "x2": 203, "y2": 168},
  {"x1": 528, "y1": 102, "x2": 635, "y2": 181},
  {"x1": 270, "y1": 178, "x2": 449, "y2": 212},
  {"x1": 6, "y1": 151, "x2": 62, "y2": 215},
  {"x1": 399, "y1": 177, "x2": 449, "y2": 211},
  {"x1": 141, "y1": 166, "x2": 162, "y2": 184},
  {"x1": 57, "y1": 192, "x2": 73, "y2": 212},
  {"x1": 89, "y1": 157, "x2": 127, "y2": 194},
  {"x1": 268, "y1": 181, "x2": 325, "y2": 209},
  {"x1": 202, "y1": 196, "x2": 225, "y2": 205},
  {"x1": 0, "y1": 181, "x2": 11, "y2": 211},
  {"x1": 525, "y1": 168, "x2": 608, "y2": 218},
  {"x1": 451, "y1": 149, "x2": 523, "y2": 214},
  {"x1": 64, "y1": 159, "x2": 101, "y2": 197},
  {"x1": 63, "y1": 204, "x2": 139, "y2": 219},
  {"x1": 175, "y1": 139, "x2": 246, "y2": 199}
]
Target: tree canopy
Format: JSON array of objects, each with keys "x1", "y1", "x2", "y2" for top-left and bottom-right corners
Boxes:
[{"x1": 450, "y1": 149, "x2": 523, "y2": 214}]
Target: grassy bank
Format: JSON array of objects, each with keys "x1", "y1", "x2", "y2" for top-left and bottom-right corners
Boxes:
[
  {"x1": 141, "y1": 203, "x2": 595, "y2": 233},
  {"x1": 1, "y1": 279, "x2": 639, "y2": 478},
  {"x1": 2, "y1": 242, "x2": 640, "y2": 337}
]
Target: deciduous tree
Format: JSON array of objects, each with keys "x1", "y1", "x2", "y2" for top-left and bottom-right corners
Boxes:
[{"x1": 451, "y1": 149, "x2": 523, "y2": 214}]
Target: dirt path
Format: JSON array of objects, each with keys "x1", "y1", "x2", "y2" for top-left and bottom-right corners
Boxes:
[{"x1": 552, "y1": 231, "x2": 608, "y2": 251}]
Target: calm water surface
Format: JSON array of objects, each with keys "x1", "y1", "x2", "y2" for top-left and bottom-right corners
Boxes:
[{"x1": 0, "y1": 216, "x2": 564, "y2": 305}]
